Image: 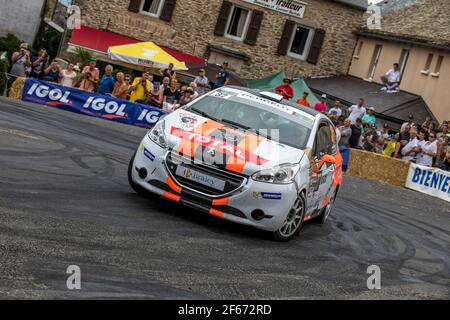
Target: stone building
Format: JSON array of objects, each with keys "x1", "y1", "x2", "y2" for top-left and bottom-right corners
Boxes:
[
  {"x1": 70, "y1": 0, "x2": 368, "y2": 79},
  {"x1": 348, "y1": 0, "x2": 450, "y2": 122}
]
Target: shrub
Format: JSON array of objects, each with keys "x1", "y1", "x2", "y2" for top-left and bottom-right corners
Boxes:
[
  {"x1": 0, "y1": 57, "x2": 9, "y2": 95},
  {"x1": 74, "y1": 47, "x2": 92, "y2": 66},
  {"x1": 0, "y1": 34, "x2": 21, "y2": 59}
]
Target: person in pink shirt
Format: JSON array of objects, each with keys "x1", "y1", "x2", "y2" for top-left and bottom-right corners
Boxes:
[{"x1": 314, "y1": 94, "x2": 328, "y2": 113}]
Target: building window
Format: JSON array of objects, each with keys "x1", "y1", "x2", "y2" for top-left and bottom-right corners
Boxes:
[
  {"x1": 433, "y1": 55, "x2": 444, "y2": 74},
  {"x1": 354, "y1": 41, "x2": 364, "y2": 58},
  {"x1": 287, "y1": 25, "x2": 314, "y2": 60},
  {"x1": 421, "y1": 53, "x2": 434, "y2": 75},
  {"x1": 367, "y1": 44, "x2": 382, "y2": 80},
  {"x1": 225, "y1": 5, "x2": 251, "y2": 41},
  {"x1": 398, "y1": 49, "x2": 409, "y2": 81},
  {"x1": 140, "y1": 0, "x2": 164, "y2": 17},
  {"x1": 430, "y1": 55, "x2": 443, "y2": 77}
]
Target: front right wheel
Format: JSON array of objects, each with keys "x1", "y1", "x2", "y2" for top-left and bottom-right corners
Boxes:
[
  {"x1": 273, "y1": 192, "x2": 306, "y2": 242},
  {"x1": 313, "y1": 188, "x2": 339, "y2": 225}
]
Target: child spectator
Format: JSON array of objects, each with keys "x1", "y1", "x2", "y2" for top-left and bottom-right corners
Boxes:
[{"x1": 296, "y1": 92, "x2": 311, "y2": 108}]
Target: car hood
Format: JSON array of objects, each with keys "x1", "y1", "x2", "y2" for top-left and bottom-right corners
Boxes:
[{"x1": 163, "y1": 110, "x2": 305, "y2": 175}]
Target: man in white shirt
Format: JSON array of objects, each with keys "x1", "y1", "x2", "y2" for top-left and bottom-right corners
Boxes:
[
  {"x1": 381, "y1": 63, "x2": 401, "y2": 92},
  {"x1": 348, "y1": 98, "x2": 366, "y2": 125},
  {"x1": 328, "y1": 100, "x2": 343, "y2": 124},
  {"x1": 401, "y1": 127, "x2": 419, "y2": 162},
  {"x1": 416, "y1": 131, "x2": 438, "y2": 167}
]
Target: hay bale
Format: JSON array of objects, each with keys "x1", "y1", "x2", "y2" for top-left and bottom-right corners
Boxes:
[
  {"x1": 8, "y1": 77, "x2": 26, "y2": 100},
  {"x1": 346, "y1": 149, "x2": 410, "y2": 187}
]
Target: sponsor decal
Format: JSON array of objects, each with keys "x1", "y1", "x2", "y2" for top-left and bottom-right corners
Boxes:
[
  {"x1": 241, "y1": 0, "x2": 307, "y2": 19},
  {"x1": 218, "y1": 89, "x2": 315, "y2": 124},
  {"x1": 179, "y1": 113, "x2": 198, "y2": 128},
  {"x1": 171, "y1": 127, "x2": 268, "y2": 166},
  {"x1": 253, "y1": 192, "x2": 282, "y2": 200},
  {"x1": 210, "y1": 89, "x2": 239, "y2": 99},
  {"x1": 144, "y1": 148, "x2": 155, "y2": 161},
  {"x1": 176, "y1": 165, "x2": 226, "y2": 191},
  {"x1": 22, "y1": 79, "x2": 165, "y2": 129},
  {"x1": 309, "y1": 171, "x2": 322, "y2": 192}
]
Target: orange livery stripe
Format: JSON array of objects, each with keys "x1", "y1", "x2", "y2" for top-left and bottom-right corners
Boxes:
[
  {"x1": 212, "y1": 197, "x2": 231, "y2": 206},
  {"x1": 163, "y1": 192, "x2": 181, "y2": 202},
  {"x1": 166, "y1": 176, "x2": 182, "y2": 194},
  {"x1": 209, "y1": 208, "x2": 224, "y2": 218}
]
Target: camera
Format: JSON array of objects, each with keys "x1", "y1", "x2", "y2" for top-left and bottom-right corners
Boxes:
[{"x1": 85, "y1": 72, "x2": 92, "y2": 79}]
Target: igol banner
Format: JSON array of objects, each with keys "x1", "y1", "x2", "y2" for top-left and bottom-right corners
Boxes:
[
  {"x1": 406, "y1": 163, "x2": 450, "y2": 203},
  {"x1": 21, "y1": 78, "x2": 166, "y2": 129}
]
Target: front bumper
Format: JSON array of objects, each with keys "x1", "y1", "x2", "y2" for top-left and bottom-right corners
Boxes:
[{"x1": 131, "y1": 135, "x2": 299, "y2": 232}]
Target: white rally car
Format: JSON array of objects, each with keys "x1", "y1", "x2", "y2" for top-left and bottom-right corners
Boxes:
[{"x1": 128, "y1": 86, "x2": 343, "y2": 241}]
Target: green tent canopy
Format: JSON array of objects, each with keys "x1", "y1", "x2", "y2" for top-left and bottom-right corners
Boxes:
[
  {"x1": 245, "y1": 71, "x2": 287, "y2": 92},
  {"x1": 245, "y1": 71, "x2": 320, "y2": 107}
]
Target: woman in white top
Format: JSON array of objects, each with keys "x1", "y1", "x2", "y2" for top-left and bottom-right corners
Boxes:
[
  {"x1": 61, "y1": 63, "x2": 77, "y2": 87},
  {"x1": 417, "y1": 132, "x2": 438, "y2": 167},
  {"x1": 189, "y1": 82, "x2": 199, "y2": 99}
]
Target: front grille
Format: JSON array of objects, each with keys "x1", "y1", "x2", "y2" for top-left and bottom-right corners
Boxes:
[{"x1": 164, "y1": 151, "x2": 247, "y2": 197}]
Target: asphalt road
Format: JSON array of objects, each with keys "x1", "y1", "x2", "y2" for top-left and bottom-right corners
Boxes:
[{"x1": 0, "y1": 97, "x2": 449, "y2": 299}]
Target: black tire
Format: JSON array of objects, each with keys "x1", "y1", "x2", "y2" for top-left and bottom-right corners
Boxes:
[
  {"x1": 273, "y1": 192, "x2": 306, "y2": 242},
  {"x1": 128, "y1": 151, "x2": 151, "y2": 197},
  {"x1": 313, "y1": 188, "x2": 338, "y2": 225}
]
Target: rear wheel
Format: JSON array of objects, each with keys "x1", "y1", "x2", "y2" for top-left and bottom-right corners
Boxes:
[
  {"x1": 128, "y1": 151, "x2": 152, "y2": 197},
  {"x1": 273, "y1": 192, "x2": 306, "y2": 242}
]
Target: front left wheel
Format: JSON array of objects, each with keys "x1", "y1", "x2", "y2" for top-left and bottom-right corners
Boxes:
[{"x1": 273, "y1": 192, "x2": 306, "y2": 242}]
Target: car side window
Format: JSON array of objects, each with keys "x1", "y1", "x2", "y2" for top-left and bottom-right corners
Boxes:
[{"x1": 314, "y1": 123, "x2": 333, "y2": 158}]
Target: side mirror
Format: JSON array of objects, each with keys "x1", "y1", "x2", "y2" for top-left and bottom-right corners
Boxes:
[
  {"x1": 322, "y1": 154, "x2": 337, "y2": 165},
  {"x1": 316, "y1": 154, "x2": 337, "y2": 169}
]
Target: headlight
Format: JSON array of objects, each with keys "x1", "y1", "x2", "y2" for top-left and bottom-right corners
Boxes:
[
  {"x1": 251, "y1": 163, "x2": 300, "y2": 184},
  {"x1": 147, "y1": 120, "x2": 167, "y2": 148}
]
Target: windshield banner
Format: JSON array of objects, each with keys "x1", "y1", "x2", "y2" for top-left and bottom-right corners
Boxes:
[
  {"x1": 21, "y1": 78, "x2": 165, "y2": 129},
  {"x1": 405, "y1": 163, "x2": 450, "y2": 203}
]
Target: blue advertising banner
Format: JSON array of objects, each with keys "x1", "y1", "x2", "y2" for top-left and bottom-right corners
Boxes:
[
  {"x1": 21, "y1": 78, "x2": 166, "y2": 129},
  {"x1": 406, "y1": 163, "x2": 450, "y2": 203}
]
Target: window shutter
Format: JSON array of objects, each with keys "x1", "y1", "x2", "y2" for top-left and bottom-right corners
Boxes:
[
  {"x1": 160, "y1": 0, "x2": 177, "y2": 22},
  {"x1": 277, "y1": 20, "x2": 295, "y2": 56},
  {"x1": 244, "y1": 10, "x2": 264, "y2": 46},
  {"x1": 214, "y1": 1, "x2": 232, "y2": 37},
  {"x1": 128, "y1": 0, "x2": 141, "y2": 13},
  {"x1": 307, "y1": 29, "x2": 326, "y2": 65}
]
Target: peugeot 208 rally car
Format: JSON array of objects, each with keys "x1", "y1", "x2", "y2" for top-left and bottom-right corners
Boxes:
[{"x1": 128, "y1": 86, "x2": 343, "y2": 241}]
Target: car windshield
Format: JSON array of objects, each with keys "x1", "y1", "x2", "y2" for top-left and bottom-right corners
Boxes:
[{"x1": 186, "y1": 95, "x2": 312, "y2": 149}]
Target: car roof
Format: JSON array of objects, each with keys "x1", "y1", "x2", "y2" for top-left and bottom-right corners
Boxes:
[{"x1": 226, "y1": 85, "x2": 321, "y2": 118}]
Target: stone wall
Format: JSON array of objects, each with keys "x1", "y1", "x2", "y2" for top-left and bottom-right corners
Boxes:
[
  {"x1": 378, "y1": 0, "x2": 450, "y2": 46},
  {"x1": 75, "y1": 0, "x2": 364, "y2": 79},
  {"x1": 0, "y1": 0, "x2": 45, "y2": 44}
]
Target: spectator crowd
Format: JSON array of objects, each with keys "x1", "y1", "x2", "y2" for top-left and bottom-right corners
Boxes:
[
  {"x1": 277, "y1": 76, "x2": 450, "y2": 171},
  {"x1": 6, "y1": 43, "x2": 234, "y2": 113},
  {"x1": 7, "y1": 44, "x2": 450, "y2": 171}
]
